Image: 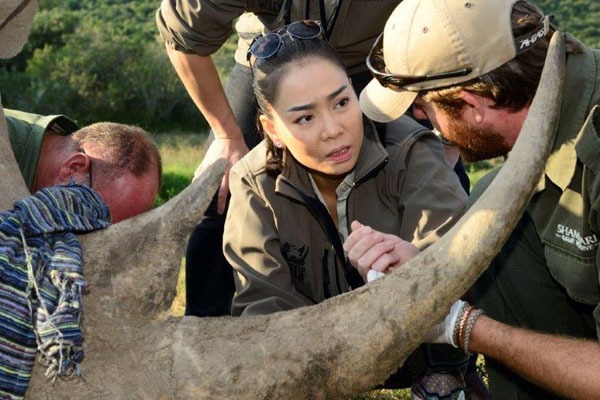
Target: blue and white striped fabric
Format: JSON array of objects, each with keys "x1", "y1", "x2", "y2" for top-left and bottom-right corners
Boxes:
[{"x1": 0, "y1": 184, "x2": 110, "y2": 399}]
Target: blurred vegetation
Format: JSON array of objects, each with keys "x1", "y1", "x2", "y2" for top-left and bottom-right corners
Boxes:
[
  {"x1": 464, "y1": 158, "x2": 505, "y2": 191},
  {"x1": 534, "y1": 0, "x2": 600, "y2": 48},
  {"x1": 0, "y1": 0, "x2": 237, "y2": 132},
  {"x1": 155, "y1": 133, "x2": 207, "y2": 206},
  {"x1": 0, "y1": 0, "x2": 597, "y2": 133}
]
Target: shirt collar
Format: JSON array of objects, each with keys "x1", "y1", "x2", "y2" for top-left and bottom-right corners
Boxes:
[{"x1": 540, "y1": 34, "x2": 597, "y2": 192}]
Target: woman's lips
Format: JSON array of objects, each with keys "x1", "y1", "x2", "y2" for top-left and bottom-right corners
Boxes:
[{"x1": 327, "y1": 146, "x2": 352, "y2": 163}]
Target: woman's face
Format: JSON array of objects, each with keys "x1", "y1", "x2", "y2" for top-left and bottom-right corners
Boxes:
[{"x1": 260, "y1": 57, "x2": 364, "y2": 179}]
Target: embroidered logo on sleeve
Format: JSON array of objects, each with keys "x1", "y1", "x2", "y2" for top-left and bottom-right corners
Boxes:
[{"x1": 555, "y1": 224, "x2": 598, "y2": 252}]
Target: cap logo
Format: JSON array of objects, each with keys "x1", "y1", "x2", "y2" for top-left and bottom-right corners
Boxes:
[
  {"x1": 515, "y1": 15, "x2": 550, "y2": 54},
  {"x1": 518, "y1": 27, "x2": 545, "y2": 50}
]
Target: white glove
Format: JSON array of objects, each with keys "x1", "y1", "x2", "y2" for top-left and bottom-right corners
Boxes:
[
  {"x1": 423, "y1": 299, "x2": 467, "y2": 347},
  {"x1": 367, "y1": 269, "x2": 385, "y2": 282}
]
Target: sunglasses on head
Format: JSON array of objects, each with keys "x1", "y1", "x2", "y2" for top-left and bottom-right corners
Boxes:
[
  {"x1": 247, "y1": 20, "x2": 324, "y2": 63},
  {"x1": 366, "y1": 32, "x2": 472, "y2": 92}
]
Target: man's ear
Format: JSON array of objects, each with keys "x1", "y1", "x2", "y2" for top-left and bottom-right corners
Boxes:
[
  {"x1": 57, "y1": 152, "x2": 90, "y2": 183},
  {"x1": 259, "y1": 114, "x2": 284, "y2": 149},
  {"x1": 458, "y1": 91, "x2": 495, "y2": 124}
]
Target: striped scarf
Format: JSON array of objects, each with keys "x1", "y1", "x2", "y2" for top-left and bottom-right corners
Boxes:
[{"x1": 0, "y1": 184, "x2": 110, "y2": 399}]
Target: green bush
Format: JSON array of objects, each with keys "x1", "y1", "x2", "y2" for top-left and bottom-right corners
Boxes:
[
  {"x1": 155, "y1": 170, "x2": 194, "y2": 207},
  {"x1": 0, "y1": 0, "x2": 596, "y2": 133},
  {"x1": 0, "y1": 0, "x2": 230, "y2": 132},
  {"x1": 534, "y1": 0, "x2": 600, "y2": 48}
]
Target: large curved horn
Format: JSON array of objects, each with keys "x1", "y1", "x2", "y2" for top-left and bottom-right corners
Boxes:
[
  {"x1": 79, "y1": 158, "x2": 226, "y2": 319},
  {"x1": 26, "y1": 32, "x2": 565, "y2": 399},
  {"x1": 0, "y1": 0, "x2": 38, "y2": 209}
]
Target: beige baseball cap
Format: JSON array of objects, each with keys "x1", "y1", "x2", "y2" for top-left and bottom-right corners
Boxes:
[
  {"x1": 360, "y1": 0, "x2": 549, "y2": 122},
  {"x1": 0, "y1": 0, "x2": 38, "y2": 59}
]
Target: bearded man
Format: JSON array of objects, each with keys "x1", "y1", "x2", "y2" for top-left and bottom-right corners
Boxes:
[{"x1": 347, "y1": 0, "x2": 600, "y2": 398}]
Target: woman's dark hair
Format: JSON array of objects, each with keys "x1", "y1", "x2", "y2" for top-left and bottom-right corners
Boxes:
[{"x1": 251, "y1": 36, "x2": 345, "y2": 175}]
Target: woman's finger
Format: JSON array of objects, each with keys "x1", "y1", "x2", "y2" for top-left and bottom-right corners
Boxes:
[{"x1": 354, "y1": 241, "x2": 395, "y2": 276}]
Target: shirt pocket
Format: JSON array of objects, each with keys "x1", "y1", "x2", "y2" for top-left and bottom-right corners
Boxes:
[{"x1": 538, "y1": 187, "x2": 600, "y2": 305}]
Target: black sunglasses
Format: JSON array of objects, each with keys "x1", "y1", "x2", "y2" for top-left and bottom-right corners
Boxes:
[
  {"x1": 247, "y1": 20, "x2": 324, "y2": 63},
  {"x1": 366, "y1": 32, "x2": 472, "y2": 92}
]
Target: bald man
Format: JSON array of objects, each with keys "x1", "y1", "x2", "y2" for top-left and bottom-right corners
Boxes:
[{"x1": 5, "y1": 109, "x2": 161, "y2": 222}]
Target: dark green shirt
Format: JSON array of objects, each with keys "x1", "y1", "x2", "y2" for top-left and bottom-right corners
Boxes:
[
  {"x1": 528, "y1": 38, "x2": 600, "y2": 310},
  {"x1": 5, "y1": 109, "x2": 79, "y2": 191},
  {"x1": 472, "y1": 35, "x2": 600, "y2": 339}
]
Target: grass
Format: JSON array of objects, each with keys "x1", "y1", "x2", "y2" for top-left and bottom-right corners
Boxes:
[
  {"x1": 464, "y1": 158, "x2": 504, "y2": 191},
  {"x1": 156, "y1": 134, "x2": 494, "y2": 399},
  {"x1": 155, "y1": 132, "x2": 208, "y2": 174},
  {"x1": 154, "y1": 132, "x2": 208, "y2": 207},
  {"x1": 153, "y1": 132, "x2": 208, "y2": 315}
]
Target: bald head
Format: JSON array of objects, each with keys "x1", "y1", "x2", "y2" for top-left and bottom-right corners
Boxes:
[{"x1": 35, "y1": 123, "x2": 162, "y2": 222}]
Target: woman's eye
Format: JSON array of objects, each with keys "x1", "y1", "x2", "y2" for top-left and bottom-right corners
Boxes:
[
  {"x1": 295, "y1": 114, "x2": 314, "y2": 124},
  {"x1": 335, "y1": 97, "x2": 350, "y2": 109}
]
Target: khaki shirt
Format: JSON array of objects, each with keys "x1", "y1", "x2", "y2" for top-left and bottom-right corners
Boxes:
[
  {"x1": 156, "y1": 0, "x2": 402, "y2": 75},
  {"x1": 224, "y1": 116, "x2": 467, "y2": 316},
  {"x1": 472, "y1": 37, "x2": 600, "y2": 339}
]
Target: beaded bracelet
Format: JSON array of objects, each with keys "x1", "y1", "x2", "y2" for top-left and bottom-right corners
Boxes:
[
  {"x1": 462, "y1": 309, "x2": 484, "y2": 354},
  {"x1": 452, "y1": 302, "x2": 470, "y2": 346},
  {"x1": 457, "y1": 306, "x2": 474, "y2": 349}
]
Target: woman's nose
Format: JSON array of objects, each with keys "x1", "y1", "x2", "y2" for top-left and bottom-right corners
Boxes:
[{"x1": 321, "y1": 113, "x2": 343, "y2": 140}]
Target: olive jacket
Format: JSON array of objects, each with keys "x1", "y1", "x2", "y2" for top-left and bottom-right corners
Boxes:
[
  {"x1": 224, "y1": 116, "x2": 467, "y2": 316},
  {"x1": 156, "y1": 0, "x2": 402, "y2": 75}
]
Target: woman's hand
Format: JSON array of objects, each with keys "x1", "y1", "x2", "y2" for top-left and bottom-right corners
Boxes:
[{"x1": 343, "y1": 220, "x2": 419, "y2": 280}]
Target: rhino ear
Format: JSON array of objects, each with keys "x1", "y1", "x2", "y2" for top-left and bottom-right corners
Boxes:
[{"x1": 0, "y1": 0, "x2": 38, "y2": 59}]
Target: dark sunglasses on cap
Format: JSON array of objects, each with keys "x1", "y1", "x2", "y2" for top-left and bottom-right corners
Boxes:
[
  {"x1": 247, "y1": 20, "x2": 324, "y2": 63},
  {"x1": 366, "y1": 32, "x2": 472, "y2": 92}
]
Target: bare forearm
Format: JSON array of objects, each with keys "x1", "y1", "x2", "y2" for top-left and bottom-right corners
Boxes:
[
  {"x1": 470, "y1": 315, "x2": 600, "y2": 399},
  {"x1": 166, "y1": 46, "x2": 242, "y2": 140}
]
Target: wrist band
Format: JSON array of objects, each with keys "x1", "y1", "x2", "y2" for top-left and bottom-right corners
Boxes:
[
  {"x1": 452, "y1": 302, "x2": 469, "y2": 346},
  {"x1": 457, "y1": 306, "x2": 474, "y2": 349},
  {"x1": 462, "y1": 309, "x2": 484, "y2": 354}
]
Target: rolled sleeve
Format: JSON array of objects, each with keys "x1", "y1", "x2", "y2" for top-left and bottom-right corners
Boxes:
[
  {"x1": 156, "y1": 0, "x2": 246, "y2": 55},
  {"x1": 397, "y1": 133, "x2": 468, "y2": 250},
  {"x1": 225, "y1": 162, "x2": 313, "y2": 316}
]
